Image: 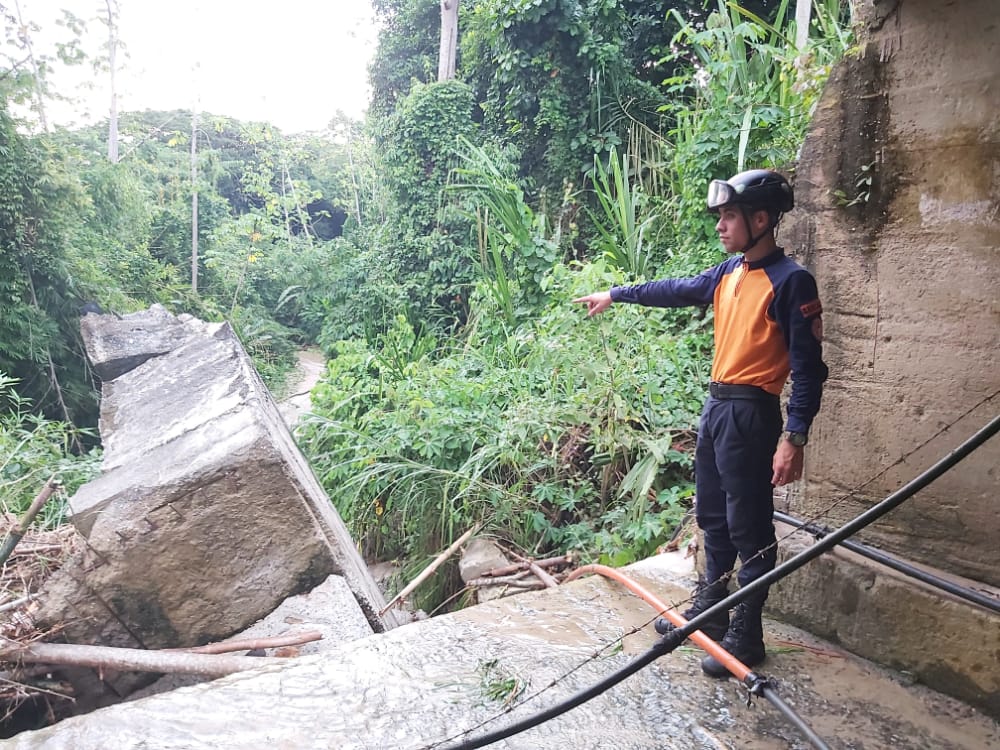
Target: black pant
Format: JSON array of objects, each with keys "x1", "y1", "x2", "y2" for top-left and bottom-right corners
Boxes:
[{"x1": 694, "y1": 393, "x2": 783, "y2": 605}]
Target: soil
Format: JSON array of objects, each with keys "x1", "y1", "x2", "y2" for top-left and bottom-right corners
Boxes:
[{"x1": 276, "y1": 348, "x2": 326, "y2": 427}]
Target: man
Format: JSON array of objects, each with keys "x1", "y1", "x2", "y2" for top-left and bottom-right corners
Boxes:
[{"x1": 573, "y1": 169, "x2": 827, "y2": 676}]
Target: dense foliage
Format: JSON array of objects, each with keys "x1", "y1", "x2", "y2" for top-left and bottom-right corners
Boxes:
[
  {"x1": 0, "y1": 1, "x2": 853, "y2": 609},
  {"x1": 298, "y1": 0, "x2": 854, "y2": 609}
]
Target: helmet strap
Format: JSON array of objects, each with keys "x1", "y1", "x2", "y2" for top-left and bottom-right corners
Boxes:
[{"x1": 738, "y1": 206, "x2": 780, "y2": 254}]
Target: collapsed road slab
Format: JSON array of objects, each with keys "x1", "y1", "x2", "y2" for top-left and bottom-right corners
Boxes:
[
  {"x1": 10, "y1": 554, "x2": 999, "y2": 749},
  {"x1": 33, "y1": 307, "x2": 396, "y2": 699}
]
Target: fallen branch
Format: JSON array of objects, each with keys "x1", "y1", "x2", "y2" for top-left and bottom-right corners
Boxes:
[
  {"x1": 380, "y1": 524, "x2": 481, "y2": 614},
  {"x1": 0, "y1": 640, "x2": 289, "y2": 678},
  {"x1": 0, "y1": 477, "x2": 62, "y2": 568},
  {"x1": 529, "y1": 562, "x2": 559, "y2": 589},
  {"x1": 466, "y1": 571, "x2": 532, "y2": 588},
  {"x1": 169, "y1": 630, "x2": 322, "y2": 655},
  {"x1": 466, "y1": 576, "x2": 544, "y2": 589},
  {"x1": 5, "y1": 543, "x2": 65, "y2": 556},
  {"x1": 479, "y1": 554, "x2": 575, "y2": 578}
]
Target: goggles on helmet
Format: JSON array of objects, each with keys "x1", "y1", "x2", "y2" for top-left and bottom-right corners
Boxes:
[{"x1": 707, "y1": 179, "x2": 742, "y2": 210}]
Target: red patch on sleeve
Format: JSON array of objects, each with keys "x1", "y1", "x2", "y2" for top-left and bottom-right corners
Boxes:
[{"x1": 800, "y1": 299, "x2": 823, "y2": 318}]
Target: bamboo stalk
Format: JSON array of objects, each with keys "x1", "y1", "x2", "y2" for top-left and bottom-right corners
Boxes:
[
  {"x1": 0, "y1": 594, "x2": 37, "y2": 614},
  {"x1": 0, "y1": 640, "x2": 287, "y2": 679},
  {"x1": 0, "y1": 477, "x2": 61, "y2": 568},
  {"x1": 379, "y1": 524, "x2": 480, "y2": 614},
  {"x1": 169, "y1": 631, "x2": 323, "y2": 655}
]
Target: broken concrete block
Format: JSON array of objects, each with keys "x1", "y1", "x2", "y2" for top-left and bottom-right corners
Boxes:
[
  {"x1": 35, "y1": 308, "x2": 398, "y2": 698},
  {"x1": 80, "y1": 304, "x2": 198, "y2": 381}
]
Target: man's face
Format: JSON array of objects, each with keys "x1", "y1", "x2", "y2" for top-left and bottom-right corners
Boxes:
[{"x1": 715, "y1": 205, "x2": 749, "y2": 254}]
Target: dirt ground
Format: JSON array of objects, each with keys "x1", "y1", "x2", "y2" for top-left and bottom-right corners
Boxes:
[{"x1": 276, "y1": 348, "x2": 326, "y2": 427}]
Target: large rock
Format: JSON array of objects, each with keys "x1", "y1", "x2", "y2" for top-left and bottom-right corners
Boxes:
[
  {"x1": 35, "y1": 308, "x2": 396, "y2": 698},
  {"x1": 459, "y1": 538, "x2": 515, "y2": 603},
  {"x1": 129, "y1": 574, "x2": 374, "y2": 700}
]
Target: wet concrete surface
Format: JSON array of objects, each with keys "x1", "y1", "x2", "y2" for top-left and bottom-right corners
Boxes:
[{"x1": 6, "y1": 554, "x2": 999, "y2": 749}]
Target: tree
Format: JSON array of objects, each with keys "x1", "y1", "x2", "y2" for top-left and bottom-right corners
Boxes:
[
  {"x1": 191, "y1": 102, "x2": 199, "y2": 292},
  {"x1": 11, "y1": 0, "x2": 50, "y2": 131},
  {"x1": 438, "y1": 0, "x2": 458, "y2": 81},
  {"x1": 0, "y1": 106, "x2": 96, "y2": 427},
  {"x1": 369, "y1": 0, "x2": 441, "y2": 115}
]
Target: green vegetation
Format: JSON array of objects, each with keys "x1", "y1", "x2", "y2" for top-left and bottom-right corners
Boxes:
[
  {"x1": 0, "y1": 375, "x2": 98, "y2": 527},
  {"x1": 0, "y1": 1, "x2": 853, "y2": 606},
  {"x1": 477, "y1": 658, "x2": 528, "y2": 707}
]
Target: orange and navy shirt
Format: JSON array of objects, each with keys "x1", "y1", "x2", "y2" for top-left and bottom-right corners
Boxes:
[{"x1": 610, "y1": 248, "x2": 828, "y2": 434}]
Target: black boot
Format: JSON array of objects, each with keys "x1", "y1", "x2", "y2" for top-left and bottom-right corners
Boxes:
[
  {"x1": 701, "y1": 601, "x2": 766, "y2": 677},
  {"x1": 654, "y1": 577, "x2": 729, "y2": 642}
]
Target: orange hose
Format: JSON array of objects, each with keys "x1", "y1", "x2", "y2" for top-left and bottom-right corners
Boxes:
[{"x1": 565, "y1": 563, "x2": 751, "y2": 681}]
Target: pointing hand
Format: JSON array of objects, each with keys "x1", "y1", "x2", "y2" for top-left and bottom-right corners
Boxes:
[{"x1": 572, "y1": 291, "x2": 613, "y2": 317}]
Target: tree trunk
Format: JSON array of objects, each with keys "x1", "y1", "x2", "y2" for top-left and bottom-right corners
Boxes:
[
  {"x1": 105, "y1": 1, "x2": 120, "y2": 162},
  {"x1": 438, "y1": 0, "x2": 459, "y2": 81},
  {"x1": 346, "y1": 134, "x2": 363, "y2": 227},
  {"x1": 795, "y1": 0, "x2": 812, "y2": 50},
  {"x1": 0, "y1": 641, "x2": 288, "y2": 679},
  {"x1": 22, "y1": 266, "x2": 79, "y2": 445},
  {"x1": 191, "y1": 104, "x2": 199, "y2": 293},
  {"x1": 13, "y1": 0, "x2": 49, "y2": 132}
]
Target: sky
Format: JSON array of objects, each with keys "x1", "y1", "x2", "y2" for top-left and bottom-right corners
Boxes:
[{"x1": 14, "y1": 0, "x2": 380, "y2": 133}]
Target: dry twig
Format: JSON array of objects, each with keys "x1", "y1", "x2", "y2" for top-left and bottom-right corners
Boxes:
[
  {"x1": 0, "y1": 478, "x2": 62, "y2": 568},
  {"x1": 380, "y1": 524, "x2": 480, "y2": 614}
]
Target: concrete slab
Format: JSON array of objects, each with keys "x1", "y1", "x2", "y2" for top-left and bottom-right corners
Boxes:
[
  {"x1": 8, "y1": 554, "x2": 998, "y2": 749},
  {"x1": 767, "y1": 521, "x2": 1000, "y2": 717}
]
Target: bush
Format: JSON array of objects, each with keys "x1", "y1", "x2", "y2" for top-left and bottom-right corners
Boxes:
[
  {"x1": 0, "y1": 374, "x2": 101, "y2": 528},
  {"x1": 298, "y1": 259, "x2": 710, "y2": 610}
]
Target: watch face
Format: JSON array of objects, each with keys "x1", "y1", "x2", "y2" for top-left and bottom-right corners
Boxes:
[{"x1": 787, "y1": 432, "x2": 807, "y2": 446}]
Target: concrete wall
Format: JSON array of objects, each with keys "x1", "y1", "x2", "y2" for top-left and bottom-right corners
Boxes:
[{"x1": 770, "y1": 0, "x2": 1000, "y2": 715}]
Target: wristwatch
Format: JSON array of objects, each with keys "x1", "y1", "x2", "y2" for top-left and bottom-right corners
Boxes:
[{"x1": 785, "y1": 431, "x2": 808, "y2": 447}]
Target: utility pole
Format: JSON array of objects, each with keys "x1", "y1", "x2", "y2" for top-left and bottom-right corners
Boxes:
[{"x1": 795, "y1": 0, "x2": 812, "y2": 51}]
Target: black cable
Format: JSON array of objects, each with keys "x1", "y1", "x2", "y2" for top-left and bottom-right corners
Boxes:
[
  {"x1": 435, "y1": 413, "x2": 1000, "y2": 750},
  {"x1": 437, "y1": 632, "x2": 684, "y2": 750},
  {"x1": 773, "y1": 510, "x2": 1000, "y2": 615},
  {"x1": 759, "y1": 683, "x2": 832, "y2": 750}
]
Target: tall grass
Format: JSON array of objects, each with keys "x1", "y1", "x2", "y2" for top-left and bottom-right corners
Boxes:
[
  {"x1": 298, "y1": 261, "x2": 709, "y2": 609},
  {"x1": 0, "y1": 374, "x2": 100, "y2": 528},
  {"x1": 587, "y1": 148, "x2": 656, "y2": 278}
]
